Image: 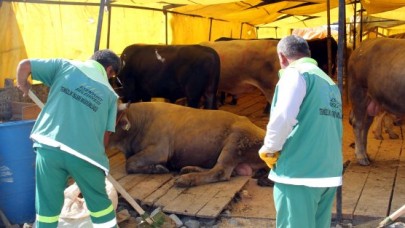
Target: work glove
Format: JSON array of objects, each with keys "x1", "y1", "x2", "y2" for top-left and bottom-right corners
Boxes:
[{"x1": 259, "y1": 151, "x2": 280, "y2": 169}]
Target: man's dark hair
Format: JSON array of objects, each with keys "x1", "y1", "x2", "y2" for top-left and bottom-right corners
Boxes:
[
  {"x1": 91, "y1": 49, "x2": 121, "y2": 74},
  {"x1": 277, "y1": 35, "x2": 311, "y2": 59}
]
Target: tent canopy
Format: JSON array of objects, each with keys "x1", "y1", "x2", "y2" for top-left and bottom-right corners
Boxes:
[{"x1": 1, "y1": 0, "x2": 405, "y2": 87}]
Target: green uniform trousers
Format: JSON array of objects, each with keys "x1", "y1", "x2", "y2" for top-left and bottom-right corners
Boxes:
[
  {"x1": 273, "y1": 182, "x2": 337, "y2": 228},
  {"x1": 35, "y1": 146, "x2": 116, "y2": 228}
]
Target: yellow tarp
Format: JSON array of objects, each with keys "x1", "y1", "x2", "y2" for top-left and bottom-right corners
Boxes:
[{"x1": 1, "y1": 0, "x2": 405, "y2": 87}]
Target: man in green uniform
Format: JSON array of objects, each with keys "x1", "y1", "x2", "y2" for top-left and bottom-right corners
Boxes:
[
  {"x1": 259, "y1": 35, "x2": 343, "y2": 228},
  {"x1": 16, "y1": 49, "x2": 121, "y2": 228}
]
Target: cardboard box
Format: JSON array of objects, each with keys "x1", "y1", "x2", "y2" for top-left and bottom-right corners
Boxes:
[{"x1": 10, "y1": 102, "x2": 41, "y2": 120}]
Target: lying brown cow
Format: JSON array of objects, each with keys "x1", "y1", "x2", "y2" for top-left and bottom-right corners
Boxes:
[
  {"x1": 107, "y1": 102, "x2": 267, "y2": 187},
  {"x1": 348, "y1": 37, "x2": 405, "y2": 165}
]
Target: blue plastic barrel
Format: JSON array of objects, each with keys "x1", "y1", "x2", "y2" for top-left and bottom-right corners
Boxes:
[{"x1": 0, "y1": 120, "x2": 36, "y2": 225}]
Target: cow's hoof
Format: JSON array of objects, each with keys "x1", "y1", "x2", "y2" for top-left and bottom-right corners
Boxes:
[
  {"x1": 174, "y1": 176, "x2": 196, "y2": 188},
  {"x1": 357, "y1": 157, "x2": 371, "y2": 166},
  {"x1": 155, "y1": 165, "x2": 170, "y2": 173},
  {"x1": 180, "y1": 166, "x2": 205, "y2": 174}
]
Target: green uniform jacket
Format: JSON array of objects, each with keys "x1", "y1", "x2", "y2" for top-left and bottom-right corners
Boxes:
[
  {"x1": 269, "y1": 58, "x2": 343, "y2": 187},
  {"x1": 30, "y1": 59, "x2": 118, "y2": 174}
]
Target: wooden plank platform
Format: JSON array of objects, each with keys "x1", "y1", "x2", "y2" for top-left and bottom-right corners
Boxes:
[
  {"x1": 108, "y1": 152, "x2": 250, "y2": 218},
  {"x1": 109, "y1": 89, "x2": 405, "y2": 225}
]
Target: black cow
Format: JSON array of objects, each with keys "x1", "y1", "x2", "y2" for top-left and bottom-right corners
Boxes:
[{"x1": 116, "y1": 44, "x2": 220, "y2": 109}]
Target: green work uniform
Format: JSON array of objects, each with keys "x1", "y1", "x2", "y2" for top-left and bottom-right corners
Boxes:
[
  {"x1": 269, "y1": 58, "x2": 343, "y2": 228},
  {"x1": 29, "y1": 58, "x2": 118, "y2": 227}
]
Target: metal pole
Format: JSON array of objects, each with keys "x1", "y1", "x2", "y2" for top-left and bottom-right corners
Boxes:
[
  {"x1": 326, "y1": 0, "x2": 333, "y2": 78},
  {"x1": 164, "y1": 10, "x2": 168, "y2": 44},
  {"x1": 359, "y1": 4, "x2": 364, "y2": 43},
  {"x1": 209, "y1": 18, "x2": 213, "y2": 41},
  {"x1": 106, "y1": 4, "x2": 111, "y2": 49},
  {"x1": 94, "y1": 0, "x2": 106, "y2": 52},
  {"x1": 240, "y1": 22, "x2": 244, "y2": 39},
  {"x1": 337, "y1": 0, "x2": 346, "y2": 95},
  {"x1": 353, "y1": 1, "x2": 357, "y2": 49}
]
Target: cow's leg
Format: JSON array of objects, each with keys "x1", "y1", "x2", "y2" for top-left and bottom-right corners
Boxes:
[
  {"x1": 175, "y1": 134, "x2": 262, "y2": 187},
  {"x1": 179, "y1": 166, "x2": 208, "y2": 174},
  {"x1": 183, "y1": 81, "x2": 204, "y2": 108},
  {"x1": 351, "y1": 96, "x2": 375, "y2": 165},
  {"x1": 384, "y1": 114, "x2": 399, "y2": 139},
  {"x1": 174, "y1": 164, "x2": 233, "y2": 187},
  {"x1": 125, "y1": 144, "x2": 171, "y2": 174},
  {"x1": 203, "y1": 95, "x2": 217, "y2": 110},
  {"x1": 202, "y1": 84, "x2": 218, "y2": 109},
  {"x1": 218, "y1": 92, "x2": 238, "y2": 105},
  {"x1": 372, "y1": 112, "x2": 385, "y2": 140},
  {"x1": 174, "y1": 145, "x2": 239, "y2": 187},
  {"x1": 353, "y1": 115, "x2": 373, "y2": 165},
  {"x1": 219, "y1": 92, "x2": 226, "y2": 105},
  {"x1": 230, "y1": 94, "x2": 238, "y2": 105}
]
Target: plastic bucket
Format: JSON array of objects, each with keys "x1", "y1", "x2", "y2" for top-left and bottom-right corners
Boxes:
[{"x1": 0, "y1": 120, "x2": 36, "y2": 225}]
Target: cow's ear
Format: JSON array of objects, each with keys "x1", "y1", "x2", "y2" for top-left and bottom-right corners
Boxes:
[
  {"x1": 118, "y1": 102, "x2": 130, "y2": 111},
  {"x1": 119, "y1": 114, "x2": 131, "y2": 131}
]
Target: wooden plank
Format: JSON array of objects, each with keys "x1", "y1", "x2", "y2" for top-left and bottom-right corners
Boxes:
[
  {"x1": 163, "y1": 177, "x2": 249, "y2": 218},
  {"x1": 224, "y1": 178, "x2": 276, "y2": 219},
  {"x1": 127, "y1": 174, "x2": 173, "y2": 200},
  {"x1": 10, "y1": 101, "x2": 40, "y2": 120},
  {"x1": 22, "y1": 104, "x2": 40, "y2": 120},
  {"x1": 163, "y1": 185, "x2": 221, "y2": 216},
  {"x1": 196, "y1": 177, "x2": 250, "y2": 218},
  {"x1": 153, "y1": 180, "x2": 188, "y2": 208},
  {"x1": 107, "y1": 148, "x2": 121, "y2": 157},
  {"x1": 390, "y1": 137, "x2": 405, "y2": 217},
  {"x1": 239, "y1": 100, "x2": 267, "y2": 117},
  {"x1": 143, "y1": 178, "x2": 177, "y2": 206},
  {"x1": 339, "y1": 167, "x2": 369, "y2": 219},
  {"x1": 109, "y1": 153, "x2": 127, "y2": 180},
  {"x1": 353, "y1": 137, "x2": 400, "y2": 221},
  {"x1": 220, "y1": 92, "x2": 262, "y2": 114},
  {"x1": 118, "y1": 174, "x2": 150, "y2": 191}
]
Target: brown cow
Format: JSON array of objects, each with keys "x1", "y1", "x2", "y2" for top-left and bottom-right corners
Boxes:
[
  {"x1": 348, "y1": 37, "x2": 405, "y2": 165},
  {"x1": 202, "y1": 38, "x2": 337, "y2": 110},
  {"x1": 107, "y1": 102, "x2": 268, "y2": 187},
  {"x1": 202, "y1": 39, "x2": 280, "y2": 108}
]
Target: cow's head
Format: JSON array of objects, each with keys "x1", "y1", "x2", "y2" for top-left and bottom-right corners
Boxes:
[
  {"x1": 106, "y1": 102, "x2": 132, "y2": 151},
  {"x1": 117, "y1": 102, "x2": 131, "y2": 131}
]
